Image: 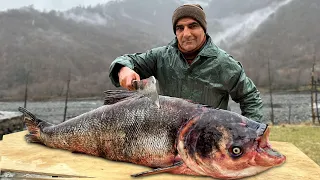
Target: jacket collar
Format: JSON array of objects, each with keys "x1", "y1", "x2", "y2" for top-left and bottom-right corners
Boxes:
[{"x1": 168, "y1": 34, "x2": 218, "y2": 57}]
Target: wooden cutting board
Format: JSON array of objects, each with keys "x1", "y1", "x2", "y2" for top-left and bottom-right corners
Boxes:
[{"x1": 1, "y1": 131, "x2": 320, "y2": 180}]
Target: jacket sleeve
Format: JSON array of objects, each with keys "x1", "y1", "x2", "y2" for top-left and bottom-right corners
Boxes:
[
  {"x1": 108, "y1": 47, "x2": 162, "y2": 87},
  {"x1": 227, "y1": 60, "x2": 264, "y2": 122}
]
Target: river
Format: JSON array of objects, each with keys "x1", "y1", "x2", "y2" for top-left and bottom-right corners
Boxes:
[{"x1": 0, "y1": 92, "x2": 317, "y2": 125}]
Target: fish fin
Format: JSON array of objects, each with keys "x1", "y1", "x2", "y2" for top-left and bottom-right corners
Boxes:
[
  {"x1": 18, "y1": 107, "x2": 53, "y2": 127},
  {"x1": 18, "y1": 107, "x2": 52, "y2": 144},
  {"x1": 23, "y1": 117, "x2": 43, "y2": 144},
  {"x1": 24, "y1": 117, "x2": 40, "y2": 134},
  {"x1": 18, "y1": 107, "x2": 38, "y2": 122},
  {"x1": 25, "y1": 133, "x2": 42, "y2": 143},
  {"x1": 72, "y1": 151, "x2": 86, "y2": 154},
  {"x1": 131, "y1": 161, "x2": 183, "y2": 177},
  {"x1": 103, "y1": 90, "x2": 141, "y2": 105}
]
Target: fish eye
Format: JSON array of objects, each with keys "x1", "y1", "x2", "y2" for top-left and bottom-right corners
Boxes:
[{"x1": 229, "y1": 146, "x2": 243, "y2": 157}]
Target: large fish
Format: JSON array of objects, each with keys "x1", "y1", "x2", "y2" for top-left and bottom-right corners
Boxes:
[{"x1": 18, "y1": 78, "x2": 285, "y2": 180}]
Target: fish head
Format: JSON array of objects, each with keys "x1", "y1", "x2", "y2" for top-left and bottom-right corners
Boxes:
[{"x1": 177, "y1": 109, "x2": 286, "y2": 179}]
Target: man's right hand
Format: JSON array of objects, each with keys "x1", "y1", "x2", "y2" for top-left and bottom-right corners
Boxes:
[{"x1": 118, "y1": 66, "x2": 140, "y2": 91}]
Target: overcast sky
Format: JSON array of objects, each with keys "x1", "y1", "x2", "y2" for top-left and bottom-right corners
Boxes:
[{"x1": 0, "y1": 0, "x2": 116, "y2": 11}]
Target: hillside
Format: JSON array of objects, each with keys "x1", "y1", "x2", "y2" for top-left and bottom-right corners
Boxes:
[
  {"x1": 0, "y1": 6, "x2": 167, "y2": 100},
  {"x1": 228, "y1": 0, "x2": 320, "y2": 89},
  {"x1": 0, "y1": 0, "x2": 319, "y2": 100}
]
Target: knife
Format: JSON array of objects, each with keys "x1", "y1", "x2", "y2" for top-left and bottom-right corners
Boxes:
[{"x1": 132, "y1": 76, "x2": 160, "y2": 108}]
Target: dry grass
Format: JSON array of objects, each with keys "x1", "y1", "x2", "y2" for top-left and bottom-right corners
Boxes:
[{"x1": 269, "y1": 124, "x2": 320, "y2": 165}]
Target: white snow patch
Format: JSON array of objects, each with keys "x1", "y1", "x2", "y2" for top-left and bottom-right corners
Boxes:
[{"x1": 212, "y1": 0, "x2": 293, "y2": 46}]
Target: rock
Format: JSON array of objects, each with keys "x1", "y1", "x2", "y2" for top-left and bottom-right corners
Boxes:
[{"x1": 0, "y1": 111, "x2": 24, "y2": 140}]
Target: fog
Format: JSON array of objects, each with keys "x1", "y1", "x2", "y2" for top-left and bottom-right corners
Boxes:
[
  {"x1": 0, "y1": 0, "x2": 118, "y2": 11},
  {"x1": 212, "y1": 0, "x2": 293, "y2": 46},
  {"x1": 0, "y1": 0, "x2": 214, "y2": 12}
]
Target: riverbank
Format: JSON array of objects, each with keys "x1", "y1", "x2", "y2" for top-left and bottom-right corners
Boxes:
[
  {"x1": 0, "y1": 111, "x2": 23, "y2": 140},
  {"x1": 0, "y1": 87, "x2": 317, "y2": 102},
  {"x1": 269, "y1": 125, "x2": 320, "y2": 166},
  {"x1": 1, "y1": 92, "x2": 317, "y2": 125}
]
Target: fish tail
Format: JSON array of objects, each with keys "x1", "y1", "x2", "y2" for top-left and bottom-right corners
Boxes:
[
  {"x1": 24, "y1": 118, "x2": 42, "y2": 143},
  {"x1": 18, "y1": 107, "x2": 51, "y2": 144}
]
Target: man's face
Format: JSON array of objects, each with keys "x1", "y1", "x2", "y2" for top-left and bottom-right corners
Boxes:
[{"x1": 175, "y1": 17, "x2": 205, "y2": 52}]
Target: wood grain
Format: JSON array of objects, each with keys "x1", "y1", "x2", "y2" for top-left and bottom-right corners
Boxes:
[{"x1": 1, "y1": 131, "x2": 320, "y2": 180}]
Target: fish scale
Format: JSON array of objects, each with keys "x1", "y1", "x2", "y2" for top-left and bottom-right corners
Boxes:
[
  {"x1": 18, "y1": 90, "x2": 285, "y2": 179},
  {"x1": 109, "y1": 99, "x2": 185, "y2": 166}
]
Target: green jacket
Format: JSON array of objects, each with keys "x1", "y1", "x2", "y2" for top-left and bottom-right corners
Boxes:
[{"x1": 109, "y1": 35, "x2": 263, "y2": 121}]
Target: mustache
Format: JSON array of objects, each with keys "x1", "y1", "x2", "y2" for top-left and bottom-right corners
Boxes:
[{"x1": 182, "y1": 39, "x2": 195, "y2": 43}]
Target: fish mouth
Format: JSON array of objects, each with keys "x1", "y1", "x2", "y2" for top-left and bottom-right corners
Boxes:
[{"x1": 255, "y1": 126, "x2": 286, "y2": 166}]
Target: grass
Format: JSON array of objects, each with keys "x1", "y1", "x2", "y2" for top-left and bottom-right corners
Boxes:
[{"x1": 269, "y1": 124, "x2": 320, "y2": 166}]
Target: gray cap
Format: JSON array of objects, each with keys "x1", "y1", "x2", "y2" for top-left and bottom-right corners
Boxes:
[{"x1": 172, "y1": 4, "x2": 207, "y2": 34}]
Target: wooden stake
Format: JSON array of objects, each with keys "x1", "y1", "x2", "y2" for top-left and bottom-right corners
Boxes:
[
  {"x1": 24, "y1": 71, "x2": 29, "y2": 108},
  {"x1": 268, "y1": 59, "x2": 274, "y2": 125},
  {"x1": 63, "y1": 69, "x2": 71, "y2": 122}
]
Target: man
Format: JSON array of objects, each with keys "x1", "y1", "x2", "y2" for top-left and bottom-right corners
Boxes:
[{"x1": 109, "y1": 4, "x2": 263, "y2": 122}]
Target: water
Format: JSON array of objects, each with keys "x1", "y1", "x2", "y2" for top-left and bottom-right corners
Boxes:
[
  {"x1": 0, "y1": 92, "x2": 316, "y2": 125},
  {"x1": 0, "y1": 99, "x2": 104, "y2": 124},
  {"x1": 229, "y1": 92, "x2": 315, "y2": 124}
]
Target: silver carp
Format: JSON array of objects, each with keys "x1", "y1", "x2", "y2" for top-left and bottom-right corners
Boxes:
[{"x1": 18, "y1": 85, "x2": 285, "y2": 179}]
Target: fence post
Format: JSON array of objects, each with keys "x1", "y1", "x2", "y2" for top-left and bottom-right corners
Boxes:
[
  {"x1": 268, "y1": 59, "x2": 275, "y2": 125},
  {"x1": 63, "y1": 69, "x2": 71, "y2": 122},
  {"x1": 288, "y1": 103, "x2": 291, "y2": 124},
  {"x1": 315, "y1": 77, "x2": 319, "y2": 124},
  {"x1": 24, "y1": 71, "x2": 29, "y2": 108},
  {"x1": 311, "y1": 56, "x2": 316, "y2": 124}
]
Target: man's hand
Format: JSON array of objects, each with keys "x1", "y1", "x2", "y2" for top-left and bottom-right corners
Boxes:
[{"x1": 118, "y1": 66, "x2": 140, "y2": 91}]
